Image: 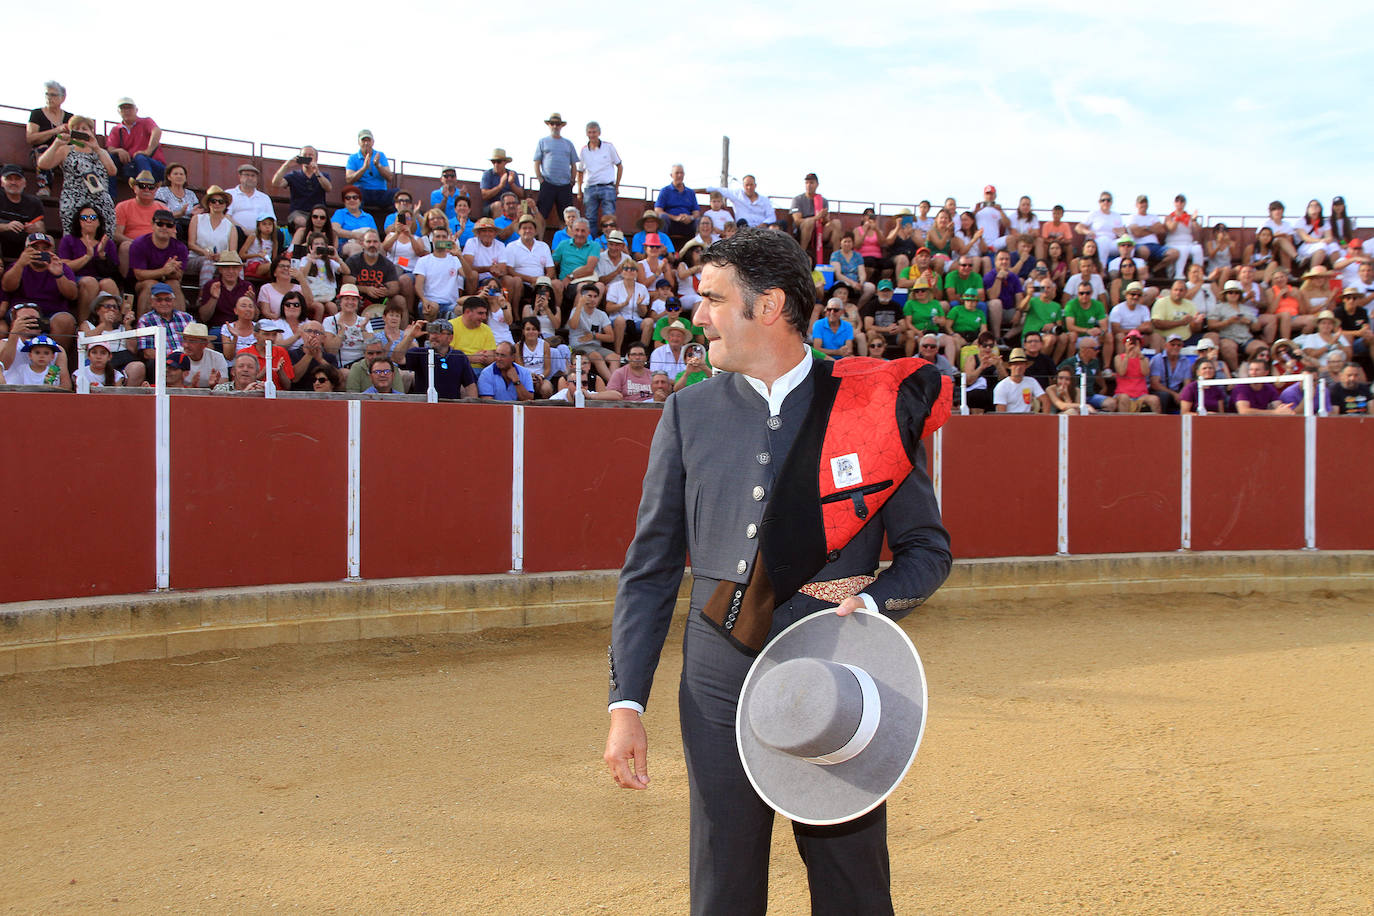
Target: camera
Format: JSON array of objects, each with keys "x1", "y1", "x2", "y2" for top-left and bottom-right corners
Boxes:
[
  {"x1": 34, "y1": 251, "x2": 51, "y2": 264},
  {"x1": 435, "y1": 239, "x2": 454, "y2": 251},
  {"x1": 296, "y1": 155, "x2": 311, "y2": 164},
  {"x1": 314, "y1": 246, "x2": 326, "y2": 256}
]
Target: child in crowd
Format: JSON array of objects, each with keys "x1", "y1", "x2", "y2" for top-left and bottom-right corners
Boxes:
[{"x1": 11, "y1": 335, "x2": 71, "y2": 389}]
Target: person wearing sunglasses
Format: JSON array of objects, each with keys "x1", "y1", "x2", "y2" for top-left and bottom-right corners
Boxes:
[
  {"x1": 1076, "y1": 191, "x2": 1125, "y2": 263},
  {"x1": 112, "y1": 169, "x2": 162, "y2": 270},
  {"x1": 306, "y1": 363, "x2": 342, "y2": 392},
  {"x1": 129, "y1": 209, "x2": 190, "y2": 316},
  {"x1": 331, "y1": 185, "x2": 378, "y2": 258}
]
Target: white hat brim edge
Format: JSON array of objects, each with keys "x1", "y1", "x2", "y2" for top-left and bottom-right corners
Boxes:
[{"x1": 734, "y1": 607, "x2": 929, "y2": 826}]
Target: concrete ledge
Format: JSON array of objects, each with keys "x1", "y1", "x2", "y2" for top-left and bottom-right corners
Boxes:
[{"x1": 2, "y1": 553, "x2": 1371, "y2": 675}]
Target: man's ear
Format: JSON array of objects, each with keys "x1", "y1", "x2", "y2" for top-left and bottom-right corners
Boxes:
[{"x1": 755, "y1": 288, "x2": 788, "y2": 326}]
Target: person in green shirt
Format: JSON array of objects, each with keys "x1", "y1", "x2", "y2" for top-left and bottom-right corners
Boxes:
[
  {"x1": 901, "y1": 278, "x2": 948, "y2": 356},
  {"x1": 1017, "y1": 280, "x2": 1064, "y2": 359},
  {"x1": 1064, "y1": 285, "x2": 1112, "y2": 365},
  {"x1": 944, "y1": 289, "x2": 987, "y2": 367},
  {"x1": 651, "y1": 300, "x2": 704, "y2": 343},
  {"x1": 942, "y1": 256, "x2": 985, "y2": 305}
]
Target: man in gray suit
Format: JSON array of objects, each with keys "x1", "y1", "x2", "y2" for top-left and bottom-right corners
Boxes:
[{"x1": 603, "y1": 229, "x2": 952, "y2": 915}]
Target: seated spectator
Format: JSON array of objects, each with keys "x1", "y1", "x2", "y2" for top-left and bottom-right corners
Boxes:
[
  {"x1": 673, "y1": 344, "x2": 710, "y2": 392},
  {"x1": 1111, "y1": 331, "x2": 1162, "y2": 413},
  {"x1": 1019, "y1": 331, "x2": 1059, "y2": 387},
  {"x1": 463, "y1": 217, "x2": 508, "y2": 289},
  {"x1": 271, "y1": 146, "x2": 332, "y2": 232},
  {"x1": 808, "y1": 298, "x2": 854, "y2": 359},
  {"x1": 1109, "y1": 256, "x2": 1153, "y2": 307},
  {"x1": 214, "y1": 352, "x2": 265, "y2": 393},
  {"x1": 106, "y1": 98, "x2": 165, "y2": 190},
  {"x1": 861, "y1": 281, "x2": 905, "y2": 358},
  {"x1": 1107, "y1": 236, "x2": 1147, "y2": 280},
  {"x1": 702, "y1": 191, "x2": 731, "y2": 234},
  {"x1": 294, "y1": 232, "x2": 345, "y2": 314},
  {"x1": 401, "y1": 319, "x2": 478, "y2": 399},
  {"x1": 332, "y1": 186, "x2": 379, "y2": 258},
  {"x1": 494, "y1": 192, "x2": 543, "y2": 245},
  {"x1": 58, "y1": 206, "x2": 121, "y2": 322},
  {"x1": 218, "y1": 296, "x2": 258, "y2": 358},
  {"x1": 113, "y1": 171, "x2": 162, "y2": 269},
  {"x1": 258, "y1": 257, "x2": 314, "y2": 321},
  {"x1": 943, "y1": 256, "x2": 985, "y2": 307},
  {"x1": 606, "y1": 342, "x2": 654, "y2": 402},
  {"x1": 473, "y1": 275, "x2": 517, "y2": 346},
  {"x1": 897, "y1": 246, "x2": 940, "y2": 292},
  {"x1": 1046, "y1": 367, "x2": 1091, "y2": 414},
  {"x1": 1164, "y1": 195, "x2": 1205, "y2": 281},
  {"x1": 345, "y1": 130, "x2": 395, "y2": 211},
  {"x1": 362, "y1": 358, "x2": 399, "y2": 395},
  {"x1": 901, "y1": 280, "x2": 949, "y2": 357},
  {"x1": 286, "y1": 319, "x2": 332, "y2": 387},
  {"x1": 650, "y1": 371, "x2": 673, "y2": 402},
  {"x1": 1333, "y1": 286, "x2": 1372, "y2": 371},
  {"x1": 1231, "y1": 359, "x2": 1291, "y2": 415},
  {"x1": 480, "y1": 149, "x2": 524, "y2": 211},
  {"x1": 136, "y1": 282, "x2": 195, "y2": 365},
  {"x1": 1179, "y1": 358, "x2": 1230, "y2": 414},
  {"x1": 706, "y1": 174, "x2": 776, "y2": 230},
  {"x1": 1266, "y1": 271, "x2": 1313, "y2": 342},
  {"x1": 1017, "y1": 282, "x2": 1065, "y2": 361},
  {"x1": 549, "y1": 207, "x2": 583, "y2": 251},
  {"x1": 944, "y1": 290, "x2": 989, "y2": 366},
  {"x1": 1008, "y1": 236, "x2": 1037, "y2": 279},
  {"x1": 346, "y1": 230, "x2": 404, "y2": 318},
  {"x1": 74, "y1": 339, "x2": 126, "y2": 388},
  {"x1": 687, "y1": 214, "x2": 719, "y2": 250},
  {"x1": 639, "y1": 240, "x2": 674, "y2": 290},
  {"x1": 182, "y1": 322, "x2": 227, "y2": 389},
  {"x1": 656, "y1": 164, "x2": 700, "y2": 245},
  {"x1": 198, "y1": 251, "x2": 254, "y2": 327},
  {"x1": 241, "y1": 214, "x2": 285, "y2": 281},
  {"x1": 983, "y1": 249, "x2": 1022, "y2": 341},
  {"x1": 225, "y1": 164, "x2": 274, "y2": 238},
  {"x1": 914, "y1": 333, "x2": 957, "y2": 378},
  {"x1": 993, "y1": 348, "x2": 1048, "y2": 413},
  {"x1": 829, "y1": 235, "x2": 874, "y2": 307},
  {"x1": 1147, "y1": 334, "x2": 1192, "y2": 412},
  {"x1": 522, "y1": 277, "x2": 563, "y2": 338},
  {"x1": 500, "y1": 214, "x2": 555, "y2": 310},
  {"x1": 430, "y1": 166, "x2": 464, "y2": 222},
  {"x1": 790, "y1": 172, "x2": 843, "y2": 264},
  {"x1": 0, "y1": 164, "x2": 47, "y2": 262},
  {"x1": 1, "y1": 303, "x2": 45, "y2": 374},
  {"x1": 188, "y1": 186, "x2": 240, "y2": 286},
  {"x1": 369, "y1": 301, "x2": 409, "y2": 359},
  {"x1": 1010, "y1": 196, "x2": 1043, "y2": 259},
  {"x1": 513, "y1": 318, "x2": 555, "y2": 398},
  {"x1": 1259, "y1": 200, "x2": 1299, "y2": 271},
  {"x1": 955, "y1": 211, "x2": 991, "y2": 274},
  {"x1": 1122, "y1": 195, "x2": 1169, "y2": 273},
  {"x1": 552, "y1": 218, "x2": 601, "y2": 302},
  {"x1": 343, "y1": 336, "x2": 409, "y2": 393},
  {"x1": 1333, "y1": 239, "x2": 1370, "y2": 290},
  {"x1": 605, "y1": 264, "x2": 649, "y2": 352},
  {"x1": 1064, "y1": 284, "x2": 1110, "y2": 361},
  {"x1": 1149, "y1": 280, "x2": 1203, "y2": 350},
  {"x1": 273, "y1": 293, "x2": 311, "y2": 350},
  {"x1": 447, "y1": 196, "x2": 477, "y2": 252},
  {"x1": 1069, "y1": 238, "x2": 1104, "y2": 278},
  {"x1": 305, "y1": 362, "x2": 343, "y2": 392},
  {"x1": 155, "y1": 163, "x2": 199, "y2": 234},
  {"x1": 632, "y1": 211, "x2": 677, "y2": 256},
  {"x1": 80, "y1": 292, "x2": 146, "y2": 386},
  {"x1": 1077, "y1": 191, "x2": 1125, "y2": 262},
  {"x1": 646, "y1": 299, "x2": 701, "y2": 349},
  {"x1": 7, "y1": 334, "x2": 70, "y2": 388},
  {"x1": 3, "y1": 233, "x2": 78, "y2": 351},
  {"x1": 477, "y1": 341, "x2": 536, "y2": 402},
  {"x1": 451, "y1": 296, "x2": 498, "y2": 369},
  {"x1": 973, "y1": 186, "x2": 1010, "y2": 255},
  {"x1": 1108, "y1": 281, "x2": 1153, "y2": 357},
  {"x1": 1329, "y1": 363, "x2": 1371, "y2": 414},
  {"x1": 556, "y1": 349, "x2": 610, "y2": 400},
  {"x1": 412, "y1": 228, "x2": 466, "y2": 320},
  {"x1": 161, "y1": 351, "x2": 192, "y2": 389},
  {"x1": 35, "y1": 118, "x2": 118, "y2": 251},
  {"x1": 961, "y1": 333, "x2": 1006, "y2": 413},
  {"x1": 1295, "y1": 310, "x2": 1350, "y2": 369},
  {"x1": 1059, "y1": 336, "x2": 1117, "y2": 412},
  {"x1": 566, "y1": 283, "x2": 619, "y2": 381},
  {"x1": 649, "y1": 319, "x2": 692, "y2": 378},
  {"x1": 1298, "y1": 265, "x2": 1339, "y2": 314},
  {"x1": 1039, "y1": 204, "x2": 1074, "y2": 253},
  {"x1": 853, "y1": 209, "x2": 885, "y2": 273},
  {"x1": 1203, "y1": 279, "x2": 1264, "y2": 372},
  {"x1": 1295, "y1": 199, "x2": 1339, "y2": 271},
  {"x1": 1045, "y1": 239, "x2": 1072, "y2": 296},
  {"x1": 128, "y1": 210, "x2": 189, "y2": 315},
  {"x1": 884, "y1": 211, "x2": 922, "y2": 280}
]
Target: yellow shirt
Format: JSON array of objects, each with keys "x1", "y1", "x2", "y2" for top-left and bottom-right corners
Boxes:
[
  {"x1": 452, "y1": 320, "x2": 496, "y2": 357},
  {"x1": 1151, "y1": 297, "x2": 1195, "y2": 324}
]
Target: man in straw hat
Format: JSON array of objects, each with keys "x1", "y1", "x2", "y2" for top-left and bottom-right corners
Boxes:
[
  {"x1": 604, "y1": 228, "x2": 952, "y2": 914},
  {"x1": 533, "y1": 113, "x2": 578, "y2": 230},
  {"x1": 480, "y1": 148, "x2": 524, "y2": 210}
]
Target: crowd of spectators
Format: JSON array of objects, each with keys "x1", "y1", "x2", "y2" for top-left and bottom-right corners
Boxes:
[{"x1": 2, "y1": 86, "x2": 1370, "y2": 414}]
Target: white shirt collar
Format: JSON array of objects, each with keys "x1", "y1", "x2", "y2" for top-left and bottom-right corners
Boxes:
[{"x1": 742, "y1": 346, "x2": 814, "y2": 417}]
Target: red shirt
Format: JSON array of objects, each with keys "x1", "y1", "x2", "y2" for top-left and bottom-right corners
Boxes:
[{"x1": 108, "y1": 117, "x2": 165, "y2": 163}]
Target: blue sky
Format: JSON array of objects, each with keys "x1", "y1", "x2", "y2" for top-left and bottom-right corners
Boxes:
[{"x1": 4, "y1": 1, "x2": 1371, "y2": 224}]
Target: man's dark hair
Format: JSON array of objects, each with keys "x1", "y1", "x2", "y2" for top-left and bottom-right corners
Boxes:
[{"x1": 704, "y1": 228, "x2": 813, "y2": 338}]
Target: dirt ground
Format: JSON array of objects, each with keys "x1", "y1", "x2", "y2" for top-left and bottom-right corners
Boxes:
[{"x1": 2, "y1": 588, "x2": 1372, "y2": 915}]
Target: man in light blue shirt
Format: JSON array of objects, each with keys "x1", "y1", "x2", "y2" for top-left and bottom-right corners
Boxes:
[
  {"x1": 477, "y1": 341, "x2": 535, "y2": 401},
  {"x1": 705, "y1": 175, "x2": 777, "y2": 229},
  {"x1": 345, "y1": 129, "x2": 394, "y2": 210},
  {"x1": 534, "y1": 112, "x2": 579, "y2": 230},
  {"x1": 810, "y1": 298, "x2": 855, "y2": 358}
]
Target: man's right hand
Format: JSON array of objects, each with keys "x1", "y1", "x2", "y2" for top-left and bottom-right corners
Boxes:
[{"x1": 604, "y1": 707, "x2": 649, "y2": 789}]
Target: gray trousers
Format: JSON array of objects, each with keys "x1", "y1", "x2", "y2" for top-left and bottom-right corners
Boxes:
[{"x1": 678, "y1": 596, "x2": 895, "y2": 916}]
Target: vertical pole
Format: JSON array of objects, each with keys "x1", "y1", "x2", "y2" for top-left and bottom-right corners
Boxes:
[
  {"x1": 1304, "y1": 409, "x2": 1317, "y2": 551},
  {"x1": 1079, "y1": 372, "x2": 1087, "y2": 414},
  {"x1": 154, "y1": 327, "x2": 169, "y2": 590},
  {"x1": 720, "y1": 136, "x2": 730, "y2": 188},
  {"x1": 511, "y1": 405, "x2": 525, "y2": 573},
  {"x1": 574, "y1": 355, "x2": 586, "y2": 407},
  {"x1": 427, "y1": 347, "x2": 437, "y2": 403},
  {"x1": 347, "y1": 399, "x2": 361, "y2": 580},
  {"x1": 959, "y1": 373, "x2": 969, "y2": 416},
  {"x1": 1057, "y1": 413, "x2": 1069, "y2": 556},
  {"x1": 77, "y1": 333, "x2": 89, "y2": 394},
  {"x1": 1180, "y1": 413, "x2": 1192, "y2": 551},
  {"x1": 264, "y1": 338, "x2": 276, "y2": 399},
  {"x1": 1317, "y1": 376, "x2": 1329, "y2": 418},
  {"x1": 930, "y1": 428, "x2": 942, "y2": 511}
]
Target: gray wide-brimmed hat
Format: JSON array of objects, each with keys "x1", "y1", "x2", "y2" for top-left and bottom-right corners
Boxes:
[{"x1": 736, "y1": 608, "x2": 927, "y2": 826}]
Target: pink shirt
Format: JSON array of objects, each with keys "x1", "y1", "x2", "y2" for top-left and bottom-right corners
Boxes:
[{"x1": 109, "y1": 117, "x2": 165, "y2": 163}]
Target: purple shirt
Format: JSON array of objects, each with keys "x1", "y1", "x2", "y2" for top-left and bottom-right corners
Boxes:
[
  {"x1": 128, "y1": 235, "x2": 189, "y2": 274},
  {"x1": 1180, "y1": 381, "x2": 1231, "y2": 413},
  {"x1": 1278, "y1": 380, "x2": 1333, "y2": 412},
  {"x1": 57, "y1": 235, "x2": 119, "y2": 279},
  {"x1": 18, "y1": 263, "x2": 77, "y2": 316},
  {"x1": 983, "y1": 269, "x2": 1024, "y2": 312},
  {"x1": 1231, "y1": 382, "x2": 1280, "y2": 410}
]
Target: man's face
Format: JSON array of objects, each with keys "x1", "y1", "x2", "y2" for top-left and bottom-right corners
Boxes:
[
  {"x1": 1167, "y1": 339, "x2": 1182, "y2": 356},
  {"x1": 586, "y1": 124, "x2": 600, "y2": 143},
  {"x1": 359, "y1": 136, "x2": 374, "y2": 152},
  {"x1": 1360, "y1": 262, "x2": 1374, "y2": 283},
  {"x1": 671, "y1": 165, "x2": 685, "y2": 186},
  {"x1": 430, "y1": 327, "x2": 453, "y2": 350},
  {"x1": 27, "y1": 346, "x2": 55, "y2": 370},
  {"x1": 369, "y1": 362, "x2": 393, "y2": 391},
  {"x1": 1136, "y1": 198, "x2": 1149, "y2": 214},
  {"x1": 1077, "y1": 288, "x2": 1092, "y2": 305},
  {"x1": 651, "y1": 374, "x2": 673, "y2": 400},
  {"x1": 1170, "y1": 281, "x2": 1186, "y2": 302},
  {"x1": 363, "y1": 232, "x2": 381, "y2": 255},
  {"x1": 1, "y1": 173, "x2": 26, "y2": 198},
  {"x1": 580, "y1": 287, "x2": 600, "y2": 309},
  {"x1": 135, "y1": 182, "x2": 156, "y2": 201},
  {"x1": 918, "y1": 337, "x2": 939, "y2": 358},
  {"x1": 394, "y1": 195, "x2": 412, "y2": 212},
  {"x1": 464, "y1": 306, "x2": 489, "y2": 328},
  {"x1": 995, "y1": 252, "x2": 1011, "y2": 270},
  {"x1": 118, "y1": 103, "x2": 137, "y2": 122},
  {"x1": 1270, "y1": 205, "x2": 1284, "y2": 220},
  {"x1": 572, "y1": 222, "x2": 588, "y2": 245},
  {"x1": 476, "y1": 227, "x2": 496, "y2": 245},
  {"x1": 152, "y1": 292, "x2": 175, "y2": 316},
  {"x1": 627, "y1": 346, "x2": 647, "y2": 369},
  {"x1": 695, "y1": 262, "x2": 780, "y2": 375},
  {"x1": 238, "y1": 170, "x2": 257, "y2": 190},
  {"x1": 825, "y1": 303, "x2": 844, "y2": 324},
  {"x1": 233, "y1": 355, "x2": 257, "y2": 385},
  {"x1": 1010, "y1": 361, "x2": 1027, "y2": 380},
  {"x1": 666, "y1": 327, "x2": 687, "y2": 348},
  {"x1": 152, "y1": 217, "x2": 176, "y2": 243},
  {"x1": 518, "y1": 220, "x2": 535, "y2": 241},
  {"x1": 183, "y1": 336, "x2": 207, "y2": 358},
  {"x1": 957, "y1": 259, "x2": 972, "y2": 276},
  {"x1": 363, "y1": 344, "x2": 385, "y2": 365},
  {"x1": 442, "y1": 170, "x2": 457, "y2": 189},
  {"x1": 1340, "y1": 365, "x2": 1360, "y2": 387},
  {"x1": 502, "y1": 196, "x2": 519, "y2": 218},
  {"x1": 915, "y1": 251, "x2": 931, "y2": 269},
  {"x1": 28, "y1": 240, "x2": 53, "y2": 263},
  {"x1": 432, "y1": 230, "x2": 451, "y2": 251},
  {"x1": 804, "y1": 177, "x2": 818, "y2": 194},
  {"x1": 1099, "y1": 193, "x2": 1113, "y2": 212},
  {"x1": 1024, "y1": 334, "x2": 1042, "y2": 355},
  {"x1": 743, "y1": 175, "x2": 756, "y2": 195},
  {"x1": 494, "y1": 343, "x2": 515, "y2": 370},
  {"x1": 257, "y1": 329, "x2": 282, "y2": 350},
  {"x1": 301, "y1": 146, "x2": 317, "y2": 164}
]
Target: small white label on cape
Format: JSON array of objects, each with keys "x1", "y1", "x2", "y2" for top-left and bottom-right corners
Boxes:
[{"x1": 831, "y1": 453, "x2": 862, "y2": 488}]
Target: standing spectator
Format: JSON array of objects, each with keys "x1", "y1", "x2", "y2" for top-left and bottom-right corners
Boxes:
[
  {"x1": 182, "y1": 323, "x2": 227, "y2": 389},
  {"x1": 790, "y1": 172, "x2": 844, "y2": 264},
  {"x1": 35, "y1": 117, "x2": 116, "y2": 241},
  {"x1": 187, "y1": 186, "x2": 239, "y2": 285},
  {"x1": 656, "y1": 164, "x2": 700, "y2": 246},
  {"x1": 532, "y1": 113, "x2": 578, "y2": 230},
  {"x1": 26, "y1": 82, "x2": 70, "y2": 197},
  {"x1": 197, "y1": 251, "x2": 254, "y2": 327},
  {"x1": 811, "y1": 298, "x2": 855, "y2": 359},
  {"x1": 477, "y1": 340, "x2": 535, "y2": 401},
  {"x1": 401, "y1": 319, "x2": 478, "y2": 399},
  {"x1": 1111, "y1": 332, "x2": 1162, "y2": 412},
  {"x1": 271, "y1": 146, "x2": 332, "y2": 232},
  {"x1": 1077, "y1": 191, "x2": 1125, "y2": 262},
  {"x1": 983, "y1": 249, "x2": 1022, "y2": 341},
  {"x1": 606, "y1": 341, "x2": 654, "y2": 401},
  {"x1": 973, "y1": 184, "x2": 1010, "y2": 254},
  {"x1": 706, "y1": 175, "x2": 777, "y2": 230},
  {"x1": 3, "y1": 233, "x2": 78, "y2": 350},
  {"x1": 128, "y1": 210, "x2": 189, "y2": 315},
  {"x1": 500, "y1": 214, "x2": 555, "y2": 311},
  {"x1": 345, "y1": 129, "x2": 394, "y2": 211},
  {"x1": 1148, "y1": 334, "x2": 1192, "y2": 413},
  {"x1": 226, "y1": 164, "x2": 275, "y2": 237},
  {"x1": 136, "y1": 282, "x2": 195, "y2": 361},
  {"x1": 1179, "y1": 358, "x2": 1229, "y2": 414},
  {"x1": 480, "y1": 149, "x2": 524, "y2": 211},
  {"x1": 1164, "y1": 194, "x2": 1205, "y2": 280},
  {"x1": 412, "y1": 227, "x2": 465, "y2": 320},
  {"x1": 993, "y1": 348, "x2": 1048, "y2": 413},
  {"x1": 346, "y1": 230, "x2": 404, "y2": 318},
  {"x1": 577, "y1": 121, "x2": 622, "y2": 230},
  {"x1": 106, "y1": 98, "x2": 165, "y2": 192}
]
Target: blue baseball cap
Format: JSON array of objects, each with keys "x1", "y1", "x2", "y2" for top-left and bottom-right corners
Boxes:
[
  {"x1": 150, "y1": 282, "x2": 176, "y2": 297},
  {"x1": 21, "y1": 334, "x2": 58, "y2": 352}
]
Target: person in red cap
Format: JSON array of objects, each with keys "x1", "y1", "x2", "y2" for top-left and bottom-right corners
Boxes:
[{"x1": 973, "y1": 183, "x2": 1010, "y2": 255}]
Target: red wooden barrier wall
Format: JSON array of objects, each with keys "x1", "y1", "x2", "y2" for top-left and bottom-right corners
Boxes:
[
  {"x1": 1068, "y1": 416, "x2": 1181, "y2": 554},
  {"x1": 1190, "y1": 417, "x2": 1305, "y2": 551},
  {"x1": 940, "y1": 415, "x2": 1059, "y2": 558}
]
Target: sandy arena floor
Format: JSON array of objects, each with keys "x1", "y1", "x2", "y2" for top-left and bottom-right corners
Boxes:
[{"x1": 2, "y1": 587, "x2": 1372, "y2": 914}]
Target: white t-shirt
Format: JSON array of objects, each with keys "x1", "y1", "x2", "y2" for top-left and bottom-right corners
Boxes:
[
  {"x1": 78, "y1": 322, "x2": 131, "y2": 354},
  {"x1": 227, "y1": 186, "x2": 275, "y2": 235},
  {"x1": 974, "y1": 205, "x2": 1005, "y2": 243},
  {"x1": 567, "y1": 308, "x2": 611, "y2": 349},
  {"x1": 1011, "y1": 213, "x2": 1040, "y2": 234},
  {"x1": 462, "y1": 237, "x2": 505, "y2": 279},
  {"x1": 6, "y1": 360, "x2": 58, "y2": 386},
  {"x1": 1294, "y1": 332, "x2": 1344, "y2": 366},
  {"x1": 501, "y1": 238, "x2": 554, "y2": 277},
  {"x1": 186, "y1": 347, "x2": 229, "y2": 387},
  {"x1": 1063, "y1": 274, "x2": 1107, "y2": 299},
  {"x1": 1124, "y1": 211, "x2": 1162, "y2": 245},
  {"x1": 73, "y1": 364, "x2": 124, "y2": 388},
  {"x1": 1262, "y1": 217, "x2": 1295, "y2": 238},
  {"x1": 605, "y1": 281, "x2": 649, "y2": 324},
  {"x1": 1085, "y1": 209, "x2": 1125, "y2": 248},
  {"x1": 704, "y1": 207, "x2": 731, "y2": 233},
  {"x1": 1109, "y1": 302, "x2": 1152, "y2": 331},
  {"x1": 993, "y1": 375, "x2": 1044, "y2": 413},
  {"x1": 413, "y1": 253, "x2": 464, "y2": 305},
  {"x1": 596, "y1": 250, "x2": 635, "y2": 283}
]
